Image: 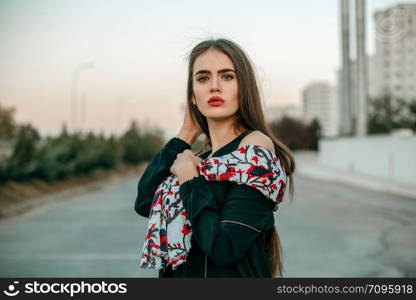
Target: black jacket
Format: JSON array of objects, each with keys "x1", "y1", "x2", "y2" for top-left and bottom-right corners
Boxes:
[{"x1": 134, "y1": 130, "x2": 276, "y2": 277}]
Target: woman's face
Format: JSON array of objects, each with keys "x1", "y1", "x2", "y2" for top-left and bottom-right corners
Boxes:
[{"x1": 192, "y1": 49, "x2": 239, "y2": 122}]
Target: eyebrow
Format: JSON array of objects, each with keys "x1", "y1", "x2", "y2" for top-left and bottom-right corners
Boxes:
[{"x1": 194, "y1": 68, "x2": 236, "y2": 76}]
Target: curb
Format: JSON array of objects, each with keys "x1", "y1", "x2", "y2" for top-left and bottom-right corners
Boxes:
[{"x1": 296, "y1": 162, "x2": 416, "y2": 200}]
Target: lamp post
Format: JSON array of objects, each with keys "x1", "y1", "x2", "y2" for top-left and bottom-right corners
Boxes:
[
  {"x1": 80, "y1": 92, "x2": 87, "y2": 132},
  {"x1": 70, "y1": 61, "x2": 95, "y2": 132}
]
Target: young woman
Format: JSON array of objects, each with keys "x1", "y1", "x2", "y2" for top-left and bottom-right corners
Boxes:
[{"x1": 134, "y1": 38, "x2": 295, "y2": 277}]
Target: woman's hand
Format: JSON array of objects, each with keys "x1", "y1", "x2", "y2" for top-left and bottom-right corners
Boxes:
[
  {"x1": 170, "y1": 149, "x2": 203, "y2": 184},
  {"x1": 176, "y1": 102, "x2": 203, "y2": 146}
]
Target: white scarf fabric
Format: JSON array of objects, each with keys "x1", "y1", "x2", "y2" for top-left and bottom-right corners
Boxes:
[{"x1": 139, "y1": 144, "x2": 287, "y2": 270}]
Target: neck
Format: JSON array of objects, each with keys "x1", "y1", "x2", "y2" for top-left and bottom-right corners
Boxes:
[{"x1": 207, "y1": 117, "x2": 247, "y2": 156}]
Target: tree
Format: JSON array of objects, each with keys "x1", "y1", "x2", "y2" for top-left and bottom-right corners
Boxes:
[
  {"x1": 121, "y1": 121, "x2": 143, "y2": 164},
  {"x1": 368, "y1": 95, "x2": 416, "y2": 134},
  {"x1": 270, "y1": 116, "x2": 309, "y2": 150},
  {"x1": 409, "y1": 99, "x2": 416, "y2": 132},
  {"x1": 3, "y1": 124, "x2": 40, "y2": 180},
  {"x1": 307, "y1": 118, "x2": 321, "y2": 151},
  {"x1": 0, "y1": 102, "x2": 17, "y2": 139}
]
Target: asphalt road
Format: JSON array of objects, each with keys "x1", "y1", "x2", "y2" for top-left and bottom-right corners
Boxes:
[{"x1": 0, "y1": 173, "x2": 415, "y2": 277}]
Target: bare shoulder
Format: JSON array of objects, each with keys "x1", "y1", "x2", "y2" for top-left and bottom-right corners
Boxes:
[{"x1": 238, "y1": 130, "x2": 276, "y2": 155}]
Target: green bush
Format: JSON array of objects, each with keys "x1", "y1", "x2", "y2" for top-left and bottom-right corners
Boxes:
[
  {"x1": 120, "y1": 121, "x2": 164, "y2": 164},
  {"x1": 120, "y1": 121, "x2": 142, "y2": 164},
  {"x1": 3, "y1": 124, "x2": 40, "y2": 181},
  {"x1": 1, "y1": 119, "x2": 165, "y2": 183},
  {"x1": 74, "y1": 135, "x2": 121, "y2": 174},
  {"x1": 34, "y1": 137, "x2": 79, "y2": 181}
]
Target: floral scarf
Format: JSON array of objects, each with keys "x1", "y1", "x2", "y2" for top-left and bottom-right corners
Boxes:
[{"x1": 139, "y1": 144, "x2": 287, "y2": 270}]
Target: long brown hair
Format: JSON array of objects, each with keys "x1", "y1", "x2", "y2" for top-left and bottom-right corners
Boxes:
[{"x1": 185, "y1": 38, "x2": 295, "y2": 277}]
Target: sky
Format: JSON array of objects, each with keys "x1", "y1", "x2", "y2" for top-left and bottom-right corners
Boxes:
[{"x1": 0, "y1": 0, "x2": 409, "y2": 138}]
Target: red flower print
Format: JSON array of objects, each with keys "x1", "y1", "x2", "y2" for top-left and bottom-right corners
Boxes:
[
  {"x1": 168, "y1": 191, "x2": 173, "y2": 195},
  {"x1": 252, "y1": 156, "x2": 259, "y2": 164},
  {"x1": 148, "y1": 242, "x2": 160, "y2": 249},
  {"x1": 277, "y1": 185, "x2": 285, "y2": 203},
  {"x1": 270, "y1": 183, "x2": 277, "y2": 190},
  {"x1": 219, "y1": 171, "x2": 234, "y2": 180},
  {"x1": 181, "y1": 211, "x2": 189, "y2": 220},
  {"x1": 213, "y1": 159, "x2": 220, "y2": 164},
  {"x1": 146, "y1": 233, "x2": 154, "y2": 239},
  {"x1": 251, "y1": 184, "x2": 257, "y2": 188},
  {"x1": 207, "y1": 173, "x2": 216, "y2": 180},
  {"x1": 196, "y1": 166, "x2": 201, "y2": 173},
  {"x1": 151, "y1": 195, "x2": 162, "y2": 208},
  {"x1": 260, "y1": 172, "x2": 275, "y2": 178},
  {"x1": 246, "y1": 165, "x2": 255, "y2": 175},
  {"x1": 238, "y1": 147, "x2": 246, "y2": 154},
  {"x1": 181, "y1": 224, "x2": 192, "y2": 235},
  {"x1": 160, "y1": 236, "x2": 168, "y2": 248}
]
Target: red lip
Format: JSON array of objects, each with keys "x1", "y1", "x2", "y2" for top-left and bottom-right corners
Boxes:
[{"x1": 208, "y1": 96, "x2": 224, "y2": 105}]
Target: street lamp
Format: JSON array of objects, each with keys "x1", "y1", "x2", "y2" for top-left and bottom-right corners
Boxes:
[{"x1": 70, "y1": 61, "x2": 95, "y2": 132}]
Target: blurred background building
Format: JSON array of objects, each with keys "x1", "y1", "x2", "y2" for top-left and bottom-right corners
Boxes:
[
  {"x1": 275, "y1": 2, "x2": 416, "y2": 140},
  {"x1": 373, "y1": 3, "x2": 416, "y2": 102},
  {"x1": 302, "y1": 82, "x2": 338, "y2": 137}
]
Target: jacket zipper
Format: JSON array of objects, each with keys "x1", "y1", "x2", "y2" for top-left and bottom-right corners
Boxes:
[
  {"x1": 220, "y1": 220, "x2": 261, "y2": 232},
  {"x1": 204, "y1": 253, "x2": 207, "y2": 278}
]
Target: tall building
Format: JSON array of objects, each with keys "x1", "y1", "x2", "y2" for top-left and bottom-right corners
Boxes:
[
  {"x1": 302, "y1": 82, "x2": 338, "y2": 137},
  {"x1": 368, "y1": 55, "x2": 381, "y2": 100},
  {"x1": 374, "y1": 3, "x2": 416, "y2": 102}
]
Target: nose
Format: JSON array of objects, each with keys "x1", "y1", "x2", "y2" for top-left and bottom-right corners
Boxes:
[{"x1": 210, "y1": 76, "x2": 221, "y2": 93}]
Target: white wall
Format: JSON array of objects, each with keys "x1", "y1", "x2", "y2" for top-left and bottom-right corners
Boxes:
[{"x1": 319, "y1": 135, "x2": 416, "y2": 185}]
